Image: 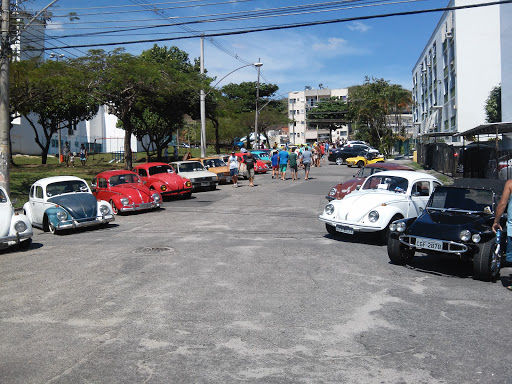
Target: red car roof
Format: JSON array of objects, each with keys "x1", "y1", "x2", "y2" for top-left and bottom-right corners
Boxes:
[
  {"x1": 133, "y1": 162, "x2": 173, "y2": 169},
  {"x1": 364, "y1": 162, "x2": 414, "y2": 171},
  {"x1": 96, "y1": 169, "x2": 138, "y2": 178}
]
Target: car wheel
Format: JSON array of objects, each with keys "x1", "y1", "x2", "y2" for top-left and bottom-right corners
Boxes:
[
  {"x1": 110, "y1": 200, "x2": 119, "y2": 215},
  {"x1": 326, "y1": 223, "x2": 337, "y2": 236},
  {"x1": 380, "y1": 214, "x2": 402, "y2": 244},
  {"x1": 357, "y1": 160, "x2": 364, "y2": 168},
  {"x1": 183, "y1": 192, "x2": 192, "y2": 199},
  {"x1": 18, "y1": 238, "x2": 32, "y2": 251},
  {"x1": 335, "y1": 157, "x2": 344, "y2": 165},
  {"x1": 209, "y1": 184, "x2": 216, "y2": 191},
  {"x1": 387, "y1": 236, "x2": 414, "y2": 265},
  {"x1": 473, "y1": 239, "x2": 501, "y2": 281},
  {"x1": 48, "y1": 222, "x2": 56, "y2": 234}
]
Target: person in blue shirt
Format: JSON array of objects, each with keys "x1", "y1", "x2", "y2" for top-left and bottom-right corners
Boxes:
[
  {"x1": 278, "y1": 149, "x2": 289, "y2": 180},
  {"x1": 270, "y1": 151, "x2": 279, "y2": 179}
]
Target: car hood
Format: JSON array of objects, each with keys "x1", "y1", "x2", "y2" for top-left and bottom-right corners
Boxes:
[
  {"x1": 110, "y1": 184, "x2": 154, "y2": 200},
  {"x1": 336, "y1": 177, "x2": 365, "y2": 198},
  {"x1": 178, "y1": 170, "x2": 216, "y2": 179},
  {"x1": 151, "y1": 173, "x2": 187, "y2": 184},
  {"x1": 48, "y1": 193, "x2": 98, "y2": 219},
  {"x1": 207, "y1": 166, "x2": 229, "y2": 174},
  {"x1": 408, "y1": 210, "x2": 493, "y2": 240},
  {"x1": 333, "y1": 190, "x2": 407, "y2": 221},
  {"x1": 0, "y1": 203, "x2": 13, "y2": 236}
]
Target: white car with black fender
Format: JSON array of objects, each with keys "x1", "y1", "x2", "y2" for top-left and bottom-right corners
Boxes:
[
  {"x1": 0, "y1": 185, "x2": 33, "y2": 251},
  {"x1": 319, "y1": 170, "x2": 442, "y2": 241},
  {"x1": 23, "y1": 176, "x2": 115, "y2": 234}
]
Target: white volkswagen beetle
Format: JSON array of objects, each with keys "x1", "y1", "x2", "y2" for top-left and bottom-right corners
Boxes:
[
  {"x1": 169, "y1": 161, "x2": 218, "y2": 191},
  {"x1": 0, "y1": 186, "x2": 33, "y2": 251},
  {"x1": 319, "y1": 170, "x2": 442, "y2": 241},
  {"x1": 23, "y1": 176, "x2": 114, "y2": 234}
]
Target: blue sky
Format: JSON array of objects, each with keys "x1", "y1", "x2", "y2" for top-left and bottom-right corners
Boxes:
[{"x1": 28, "y1": 0, "x2": 446, "y2": 94}]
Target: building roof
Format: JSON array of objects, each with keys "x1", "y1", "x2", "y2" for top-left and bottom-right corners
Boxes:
[{"x1": 453, "y1": 122, "x2": 512, "y2": 137}]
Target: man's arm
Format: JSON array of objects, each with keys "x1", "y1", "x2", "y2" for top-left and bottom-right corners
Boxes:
[{"x1": 492, "y1": 179, "x2": 512, "y2": 232}]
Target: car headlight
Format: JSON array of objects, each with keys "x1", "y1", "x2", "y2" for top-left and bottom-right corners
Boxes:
[
  {"x1": 472, "y1": 234, "x2": 481, "y2": 243},
  {"x1": 14, "y1": 221, "x2": 27, "y2": 232},
  {"x1": 152, "y1": 193, "x2": 161, "y2": 202},
  {"x1": 161, "y1": 185, "x2": 167, "y2": 192},
  {"x1": 324, "y1": 204, "x2": 335, "y2": 215},
  {"x1": 396, "y1": 222, "x2": 406, "y2": 232},
  {"x1": 460, "y1": 230, "x2": 471, "y2": 242},
  {"x1": 120, "y1": 198, "x2": 129, "y2": 206},
  {"x1": 56, "y1": 210, "x2": 68, "y2": 221},
  {"x1": 329, "y1": 188, "x2": 337, "y2": 196},
  {"x1": 99, "y1": 204, "x2": 110, "y2": 215},
  {"x1": 368, "y1": 210, "x2": 379, "y2": 223},
  {"x1": 186, "y1": 181, "x2": 192, "y2": 187}
]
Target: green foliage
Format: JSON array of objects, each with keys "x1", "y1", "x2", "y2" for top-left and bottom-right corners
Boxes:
[
  {"x1": 485, "y1": 85, "x2": 501, "y2": 123},
  {"x1": 306, "y1": 97, "x2": 349, "y2": 141}
]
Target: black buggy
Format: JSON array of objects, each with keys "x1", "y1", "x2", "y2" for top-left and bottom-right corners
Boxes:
[{"x1": 387, "y1": 179, "x2": 507, "y2": 281}]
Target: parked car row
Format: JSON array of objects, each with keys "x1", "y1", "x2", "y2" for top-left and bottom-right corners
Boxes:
[
  {"x1": 320, "y1": 169, "x2": 507, "y2": 282},
  {"x1": 328, "y1": 144, "x2": 380, "y2": 165}
]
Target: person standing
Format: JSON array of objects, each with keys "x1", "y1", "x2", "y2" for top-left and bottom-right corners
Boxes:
[
  {"x1": 164, "y1": 147, "x2": 169, "y2": 163},
  {"x1": 62, "y1": 141, "x2": 71, "y2": 167},
  {"x1": 301, "y1": 146, "x2": 312, "y2": 180},
  {"x1": 228, "y1": 151, "x2": 240, "y2": 187},
  {"x1": 245, "y1": 152, "x2": 256, "y2": 187},
  {"x1": 319, "y1": 142, "x2": 325, "y2": 167},
  {"x1": 278, "y1": 147, "x2": 289, "y2": 181},
  {"x1": 492, "y1": 179, "x2": 512, "y2": 290},
  {"x1": 79, "y1": 144, "x2": 88, "y2": 166},
  {"x1": 173, "y1": 145, "x2": 178, "y2": 161},
  {"x1": 270, "y1": 150, "x2": 279, "y2": 179},
  {"x1": 289, "y1": 147, "x2": 298, "y2": 181}
]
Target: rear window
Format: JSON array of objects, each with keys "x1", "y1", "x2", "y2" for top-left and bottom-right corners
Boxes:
[{"x1": 430, "y1": 187, "x2": 493, "y2": 211}]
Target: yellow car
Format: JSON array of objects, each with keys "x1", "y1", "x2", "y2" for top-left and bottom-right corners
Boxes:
[
  {"x1": 190, "y1": 157, "x2": 230, "y2": 184},
  {"x1": 346, "y1": 151, "x2": 385, "y2": 168}
]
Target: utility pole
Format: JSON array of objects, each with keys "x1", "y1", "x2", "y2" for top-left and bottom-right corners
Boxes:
[
  {"x1": 254, "y1": 59, "x2": 262, "y2": 149},
  {"x1": 199, "y1": 35, "x2": 206, "y2": 158},
  {"x1": 0, "y1": 0, "x2": 11, "y2": 193}
]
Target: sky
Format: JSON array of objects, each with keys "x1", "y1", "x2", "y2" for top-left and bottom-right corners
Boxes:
[{"x1": 25, "y1": 0, "x2": 449, "y2": 95}]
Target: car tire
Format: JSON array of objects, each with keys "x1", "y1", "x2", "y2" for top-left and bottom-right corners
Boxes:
[
  {"x1": 387, "y1": 236, "x2": 415, "y2": 265},
  {"x1": 110, "y1": 200, "x2": 119, "y2": 215},
  {"x1": 473, "y1": 239, "x2": 501, "y2": 281},
  {"x1": 48, "y1": 222, "x2": 56, "y2": 234},
  {"x1": 326, "y1": 223, "x2": 337, "y2": 236},
  {"x1": 380, "y1": 214, "x2": 402, "y2": 244},
  {"x1": 209, "y1": 184, "x2": 216, "y2": 191},
  {"x1": 18, "y1": 238, "x2": 32, "y2": 251},
  {"x1": 357, "y1": 160, "x2": 364, "y2": 168},
  {"x1": 183, "y1": 192, "x2": 192, "y2": 199},
  {"x1": 335, "y1": 157, "x2": 344, "y2": 165}
]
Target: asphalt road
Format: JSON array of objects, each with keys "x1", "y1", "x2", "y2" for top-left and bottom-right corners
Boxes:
[{"x1": 1, "y1": 162, "x2": 511, "y2": 384}]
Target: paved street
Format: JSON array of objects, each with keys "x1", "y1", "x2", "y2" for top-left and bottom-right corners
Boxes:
[{"x1": 1, "y1": 162, "x2": 511, "y2": 384}]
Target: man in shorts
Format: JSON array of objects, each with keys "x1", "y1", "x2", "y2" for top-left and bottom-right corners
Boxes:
[
  {"x1": 228, "y1": 151, "x2": 240, "y2": 187},
  {"x1": 271, "y1": 150, "x2": 279, "y2": 179},
  {"x1": 278, "y1": 147, "x2": 289, "y2": 181},
  {"x1": 301, "y1": 146, "x2": 312, "y2": 180},
  {"x1": 245, "y1": 152, "x2": 256, "y2": 187},
  {"x1": 289, "y1": 147, "x2": 298, "y2": 181}
]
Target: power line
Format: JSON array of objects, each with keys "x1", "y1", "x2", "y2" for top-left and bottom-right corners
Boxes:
[{"x1": 45, "y1": 0, "x2": 512, "y2": 50}]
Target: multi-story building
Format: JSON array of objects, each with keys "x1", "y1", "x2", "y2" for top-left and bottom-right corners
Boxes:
[
  {"x1": 288, "y1": 88, "x2": 349, "y2": 145},
  {"x1": 412, "y1": 0, "x2": 502, "y2": 143},
  {"x1": 502, "y1": 2, "x2": 511, "y2": 122}
]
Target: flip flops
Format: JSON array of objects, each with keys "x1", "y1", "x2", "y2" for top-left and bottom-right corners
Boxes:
[{"x1": 507, "y1": 286, "x2": 512, "y2": 291}]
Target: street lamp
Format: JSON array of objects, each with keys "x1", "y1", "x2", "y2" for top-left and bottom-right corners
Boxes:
[
  {"x1": 48, "y1": 53, "x2": 65, "y2": 162},
  {"x1": 49, "y1": 53, "x2": 65, "y2": 60},
  {"x1": 199, "y1": 61, "x2": 263, "y2": 158},
  {"x1": 253, "y1": 60, "x2": 263, "y2": 149}
]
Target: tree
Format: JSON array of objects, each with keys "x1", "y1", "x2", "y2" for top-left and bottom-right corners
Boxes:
[
  {"x1": 76, "y1": 48, "x2": 167, "y2": 169},
  {"x1": 485, "y1": 85, "x2": 501, "y2": 123},
  {"x1": 306, "y1": 97, "x2": 349, "y2": 142},
  {"x1": 10, "y1": 58, "x2": 99, "y2": 164},
  {"x1": 348, "y1": 77, "x2": 411, "y2": 155}
]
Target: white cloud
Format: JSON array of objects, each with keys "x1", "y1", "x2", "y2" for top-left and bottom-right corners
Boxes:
[
  {"x1": 312, "y1": 37, "x2": 348, "y2": 53},
  {"x1": 347, "y1": 21, "x2": 371, "y2": 33}
]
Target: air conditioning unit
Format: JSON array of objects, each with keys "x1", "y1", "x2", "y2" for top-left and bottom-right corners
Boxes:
[
  {"x1": 453, "y1": 104, "x2": 457, "y2": 110},
  {"x1": 445, "y1": 31, "x2": 452, "y2": 39},
  {"x1": 427, "y1": 61, "x2": 431, "y2": 67},
  {"x1": 450, "y1": 60, "x2": 455, "y2": 70}
]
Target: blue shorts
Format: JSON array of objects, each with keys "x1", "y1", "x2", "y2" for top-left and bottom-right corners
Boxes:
[
  {"x1": 230, "y1": 168, "x2": 238, "y2": 176},
  {"x1": 506, "y1": 236, "x2": 512, "y2": 262}
]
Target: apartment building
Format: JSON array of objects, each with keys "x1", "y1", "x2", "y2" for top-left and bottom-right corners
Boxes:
[
  {"x1": 411, "y1": 0, "x2": 502, "y2": 142},
  {"x1": 288, "y1": 88, "x2": 349, "y2": 145}
]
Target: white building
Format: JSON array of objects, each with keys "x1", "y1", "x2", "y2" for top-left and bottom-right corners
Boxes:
[
  {"x1": 288, "y1": 88, "x2": 349, "y2": 145},
  {"x1": 412, "y1": 0, "x2": 502, "y2": 143}
]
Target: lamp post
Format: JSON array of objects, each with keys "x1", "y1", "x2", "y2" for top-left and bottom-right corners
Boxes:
[
  {"x1": 253, "y1": 60, "x2": 263, "y2": 148},
  {"x1": 48, "y1": 53, "x2": 65, "y2": 162},
  {"x1": 199, "y1": 61, "x2": 263, "y2": 157}
]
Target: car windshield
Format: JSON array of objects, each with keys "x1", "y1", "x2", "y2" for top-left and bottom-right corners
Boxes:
[
  {"x1": 357, "y1": 167, "x2": 379, "y2": 178},
  {"x1": 0, "y1": 189, "x2": 6, "y2": 203},
  {"x1": 46, "y1": 180, "x2": 89, "y2": 196},
  {"x1": 204, "y1": 158, "x2": 226, "y2": 167},
  {"x1": 362, "y1": 175, "x2": 409, "y2": 193},
  {"x1": 109, "y1": 173, "x2": 140, "y2": 186},
  {"x1": 179, "y1": 162, "x2": 205, "y2": 172},
  {"x1": 251, "y1": 153, "x2": 262, "y2": 160},
  {"x1": 149, "y1": 165, "x2": 174, "y2": 175},
  {"x1": 429, "y1": 187, "x2": 493, "y2": 212}
]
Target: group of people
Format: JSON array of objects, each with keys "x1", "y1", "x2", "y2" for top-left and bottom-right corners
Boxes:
[
  {"x1": 62, "y1": 142, "x2": 88, "y2": 167},
  {"x1": 270, "y1": 146, "x2": 313, "y2": 181}
]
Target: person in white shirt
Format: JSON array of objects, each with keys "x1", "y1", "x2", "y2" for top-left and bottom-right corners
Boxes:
[{"x1": 228, "y1": 151, "x2": 240, "y2": 187}]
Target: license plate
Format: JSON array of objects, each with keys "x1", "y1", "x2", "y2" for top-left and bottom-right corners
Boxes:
[
  {"x1": 415, "y1": 238, "x2": 443, "y2": 251},
  {"x1": 201, "y1": 182, "x2": 210, "y2": 186},
  {"x1": 336, "y1": 224, "x2": 354, "y2": 235}
]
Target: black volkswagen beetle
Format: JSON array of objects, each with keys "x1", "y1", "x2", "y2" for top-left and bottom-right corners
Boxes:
[{"x1": 387, "y1": 179, "x2": 506, "y2": 281}]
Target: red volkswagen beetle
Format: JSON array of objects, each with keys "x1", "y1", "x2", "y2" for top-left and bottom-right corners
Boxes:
[
  {"x1": 91, "y1": 170, "x2": 162, "y2": 214},
  {"x1": 235, "y1": 152, "x2": 268, "y2": 174},
  {"x1": 133, "y1": 162, "x2": 193, "y2": 199}
]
